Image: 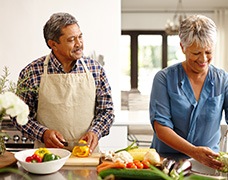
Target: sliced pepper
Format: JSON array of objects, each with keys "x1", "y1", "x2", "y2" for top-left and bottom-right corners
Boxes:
[
  {"x1": 34, "y1": 148, "x2": 51, "y2": 159},
  {"x1": 72, "y1": 140, "x2": 90, "y2": 157}
]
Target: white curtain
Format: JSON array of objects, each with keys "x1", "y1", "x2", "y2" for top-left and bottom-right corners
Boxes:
[{"x1": 214, "y1": 9, "x2": 228, "y2": 72}]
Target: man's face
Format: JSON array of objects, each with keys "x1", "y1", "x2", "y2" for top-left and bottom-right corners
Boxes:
[{"x1": 52, "y1": 24, "x2": 84, "y2": 62}]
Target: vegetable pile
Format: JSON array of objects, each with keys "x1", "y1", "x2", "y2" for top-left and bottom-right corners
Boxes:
[
  {"x1": 98, "y1": 141, "x2": 193, "y2": 180},
  {"x1": 25, "y1": 148, "x2": 61, "y2": 163}
]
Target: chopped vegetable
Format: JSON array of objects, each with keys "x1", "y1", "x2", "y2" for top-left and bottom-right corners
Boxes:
[{"x1": 72, "y1": 140, "x2": 90, "y2": 157}]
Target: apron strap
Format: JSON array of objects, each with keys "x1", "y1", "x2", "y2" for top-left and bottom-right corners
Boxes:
[{"x1": 43, "y1": 54, "x2": 50, "y2": 75}]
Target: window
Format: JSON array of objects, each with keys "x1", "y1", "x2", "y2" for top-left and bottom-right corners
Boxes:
[
  {"x1": 167, "y1": 35, "x2": 184, "y2": 66},
  {"x1": 138, "y1": 35, "x2": 162, "y2": 94},
  {"x1": 121, "y1": 31, "x2": 166, "y2": 95},
  {"x1": 121, "y1": 31, "x2": 183, "y2": 96}
]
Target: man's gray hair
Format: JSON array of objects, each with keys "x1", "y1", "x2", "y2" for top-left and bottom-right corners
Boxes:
[
  {"x1": 179, "y1": 14, "x2": 217, "y2": 49},
  {"x1": 43, "y1": 12, "x2": 79, "y2": 48}
]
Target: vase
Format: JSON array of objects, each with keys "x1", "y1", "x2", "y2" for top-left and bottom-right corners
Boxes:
[{"x1": 0, "y1": 136, "x2": 6, "y2": 155}]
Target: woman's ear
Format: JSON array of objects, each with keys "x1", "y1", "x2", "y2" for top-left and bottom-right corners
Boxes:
[{"x1": 180, "y1": 43, "x2": 185, "y2": 54}]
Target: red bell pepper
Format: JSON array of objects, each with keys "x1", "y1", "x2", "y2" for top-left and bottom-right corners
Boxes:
[{"x1": 25, "y1": 154, "x2": 42, "y2": 163}]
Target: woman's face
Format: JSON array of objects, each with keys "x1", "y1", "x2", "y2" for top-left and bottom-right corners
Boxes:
[{"x1": 181, "y1": 42, "x2": 214, "y2": 74}]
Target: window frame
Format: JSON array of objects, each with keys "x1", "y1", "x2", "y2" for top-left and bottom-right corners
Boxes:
[{"x1": 121, "y1": 30, "x2": 168, "y2": 90}]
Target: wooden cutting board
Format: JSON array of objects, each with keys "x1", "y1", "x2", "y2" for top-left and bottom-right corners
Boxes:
[
  {"x1": 0, "y1": 151, "x2": 17, "y2": 168},
  {"x1": 64, "y1": 153, "x2": 101, "y2": 166}
]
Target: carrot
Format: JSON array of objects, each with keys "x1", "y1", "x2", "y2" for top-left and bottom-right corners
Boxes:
[
  {"x1": 97, "y1": 161, "x2": 114, "y2": 169},
  {"x1": 97, "y1": 161, "x2": 125, "y2": 173}
]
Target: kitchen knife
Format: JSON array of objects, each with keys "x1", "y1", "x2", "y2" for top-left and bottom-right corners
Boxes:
[{"x1": 60, "y1": 140, "x2": 88, "y2": 147}]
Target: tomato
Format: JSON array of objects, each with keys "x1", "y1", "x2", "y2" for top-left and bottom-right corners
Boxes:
[
  {"x1": 25, "y1": 154, "x2": 42, "y2": 163},
  {"x1": 126, "y1": 162, "x2": 137, "y2": 169},
  {"x1": 142, "y1": 159, "x2": 151, "y2": 169},
  {"x1": 133, "y1": 160, "x2": 144, "y2": 169}
]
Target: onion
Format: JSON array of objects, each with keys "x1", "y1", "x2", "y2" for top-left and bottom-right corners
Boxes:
[{"x1": 143, "y1": 151, "x2": 160, "y2": 165}]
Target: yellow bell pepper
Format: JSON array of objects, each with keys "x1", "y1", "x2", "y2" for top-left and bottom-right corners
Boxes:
[
  {"x1": 34, "y1": 148, "x2": 51, "y2": 159},
  {"x1": 72, "y1": 140, "x2": 90, "y2": 157}
]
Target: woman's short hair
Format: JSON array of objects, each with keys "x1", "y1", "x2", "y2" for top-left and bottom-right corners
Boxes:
[{"x1": 179, "y1": 14, "x2": 217, "y2": 49}]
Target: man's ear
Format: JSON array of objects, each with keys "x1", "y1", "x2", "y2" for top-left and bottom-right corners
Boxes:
[{"x1": 48, "y1": 40, "x2": 57, "y2": 50}]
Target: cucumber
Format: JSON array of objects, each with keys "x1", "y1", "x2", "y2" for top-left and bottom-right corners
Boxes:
[{"x1": 98, "y1": 168, "x2": 165, "y2": 180}]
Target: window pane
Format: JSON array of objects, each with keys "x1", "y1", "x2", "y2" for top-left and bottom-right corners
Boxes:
[
  {"x1": 167, "y1": 35, "x2": 184, "y2": 66},
  {"x1": 120, "y1": 35, "x2": 131, "y2": 91},
  {"x1": 138, "y1": 35, "x2": 162, "y2": 95}
]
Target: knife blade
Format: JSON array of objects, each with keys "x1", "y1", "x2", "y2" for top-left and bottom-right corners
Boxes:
[{"x1": 60, "y1": 140, "x2": 88, "y2": 147}]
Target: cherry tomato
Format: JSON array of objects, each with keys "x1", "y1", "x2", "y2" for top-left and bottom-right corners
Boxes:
[
  {"x1": 133, "y1": 160, "x2": 144, "y2": 169},
  {"x1": 126, "y1": 162, "x2": 137, "y2": 169},
  {"x1": 142, "y1": 159, "x2": 151, "y2": 169}
]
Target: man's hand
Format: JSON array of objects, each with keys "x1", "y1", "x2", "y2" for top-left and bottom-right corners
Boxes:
[
  {"x1": 42, "y1": 129, "x2": 65, "y2": 148},
  {"x1": 80, "y1": 131, "x2": 98, "y2": 154}
]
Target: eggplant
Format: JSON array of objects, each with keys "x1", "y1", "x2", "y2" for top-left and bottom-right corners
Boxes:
[
  {"x1": 170, "y1": 159, "x2": 192, "y2": 179},
  {"x1": 162, "y1": 158, "x2": 176, "y2": 175}
]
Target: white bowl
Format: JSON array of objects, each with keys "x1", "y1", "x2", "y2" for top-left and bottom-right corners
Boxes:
[{"x1": 14, "y1": 148, "x2": 71, "y2": 174}]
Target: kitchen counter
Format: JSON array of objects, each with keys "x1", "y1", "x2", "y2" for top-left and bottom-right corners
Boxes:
[
  {"x1": 0, "y1": 163, "x2": 98, "y2": 180},
  {"x1": 1, "y1": 157, "x2": 228, "y2": 180}
]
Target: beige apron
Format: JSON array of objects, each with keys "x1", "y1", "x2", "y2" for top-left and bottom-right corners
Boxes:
[{"x1": 35, "y1": 54, "x2": 97, "y2": 151}]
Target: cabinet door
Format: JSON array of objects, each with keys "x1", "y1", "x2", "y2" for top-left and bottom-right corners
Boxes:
[{"x1": 99, "y1": 125, "x2": 128, "y2": 152}]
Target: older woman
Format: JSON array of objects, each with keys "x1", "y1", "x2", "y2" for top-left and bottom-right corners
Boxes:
[{"x1": 150, "y1": 14, "x2": 228, "y2": 169}]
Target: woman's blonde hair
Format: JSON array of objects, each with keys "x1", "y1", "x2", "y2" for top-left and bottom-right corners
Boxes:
[{"x1": 179, "y1": 14, "x2": 217, "y2": 49}]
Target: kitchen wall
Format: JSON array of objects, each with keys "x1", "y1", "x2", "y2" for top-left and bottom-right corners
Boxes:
[
  {"x1": 0, "y1": 0, "x2": 121, "y2": 110},
  {"x1": 122, "y1": 12, "x2": 213, "y2": 30}
]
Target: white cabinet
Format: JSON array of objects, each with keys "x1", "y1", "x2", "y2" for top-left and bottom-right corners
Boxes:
[{"x1": 99, "y1": 125, "x2": 128, "y2": 152}]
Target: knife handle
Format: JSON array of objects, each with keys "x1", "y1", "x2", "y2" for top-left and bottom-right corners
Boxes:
[{"x1": 60, "y1": 140, "x2": 68, "y2": 147}]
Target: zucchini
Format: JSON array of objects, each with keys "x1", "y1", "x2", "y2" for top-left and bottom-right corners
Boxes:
[{"x1": 98, "y1": 168, "x2": 165, "y2": 180}]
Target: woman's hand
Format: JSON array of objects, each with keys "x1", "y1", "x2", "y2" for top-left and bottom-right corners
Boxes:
[{"x1": 189, "y1": 146, "x2": 223, "y2": 170}]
